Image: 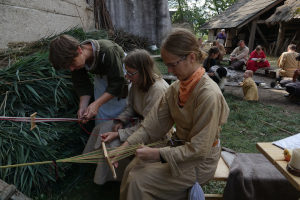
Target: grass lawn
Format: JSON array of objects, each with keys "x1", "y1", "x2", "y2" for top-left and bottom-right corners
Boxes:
[{"x1": 45, "y1": 55, "x2": 298, "y2": 199}]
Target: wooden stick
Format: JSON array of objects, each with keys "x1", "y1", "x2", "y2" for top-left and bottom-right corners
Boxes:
[
  {"x1": 261, "y1": 120, "x2": 295, "y2": 135},
  {"x1": 102, "y1": 142, "x2": 117, "y2": 179},
  {"x1": 30, "y1": 112, "x2": 37, "y2": 130}
]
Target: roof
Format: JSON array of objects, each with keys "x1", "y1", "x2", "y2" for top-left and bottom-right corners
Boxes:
[
  {"x1": 266, "y1": 0, "x2": 300, "y2": 25},
  {"x1": 200, "y1": 0, "x2": 283, "y2": 29}
]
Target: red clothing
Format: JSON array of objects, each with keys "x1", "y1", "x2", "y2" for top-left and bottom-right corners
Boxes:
[{"x1": 246, "y1": 50, "x2": 270, "y2": 72}]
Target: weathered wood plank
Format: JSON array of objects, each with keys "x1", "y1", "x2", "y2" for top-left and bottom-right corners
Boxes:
[
  {"x1": 274, "y1": 22, "x2": 285, "y2": 56},
  {"x1": 248, "y1": 20, "x2": 257, "y2": 52},
  {"x1": 256, "y1": 25, "x2": 269, "y2": 48}
]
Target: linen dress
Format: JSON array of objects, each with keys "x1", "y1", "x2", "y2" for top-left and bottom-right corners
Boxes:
[
  {"x1": 83, "y1": 78, "x2": 169, "y2": 184},
  {"x1": 242, "y1": 77, "x2": 258, "y2": 101},
  {"x1": 120, "y1": 74, "x2": 230, "y2": 200}
]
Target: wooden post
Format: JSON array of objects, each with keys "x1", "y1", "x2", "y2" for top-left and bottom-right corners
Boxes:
[
  {"x1": 256, "y1": 25, "x2": 269, "y2": 48},
  {"x1": 30, "y1": 112, "x2": 37, "y2": 130},
  {"x1": 102, "y1": 142, "x2": 117, "y2": 179},
  {"x1": 274, "y1": 22, "x2": 285, "y2": 56},
  {"x1": 248, "y1": 20, "x2": 257, "y2": 52}
]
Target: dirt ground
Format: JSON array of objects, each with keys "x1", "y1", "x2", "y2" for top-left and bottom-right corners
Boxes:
[{"x1": 225, "y1": 70, "x2": 300, "y2": 113}]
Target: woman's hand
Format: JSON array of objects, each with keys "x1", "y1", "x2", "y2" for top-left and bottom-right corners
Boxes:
[
  {"x1": 136, "y1": 146, "x2": 160, "y2": 161},
  {"x1": 112, "y1": 121, "x2": 123, "y2": 132},
  {"x1": 100, "y1": 132, "x2": 119, "y2": 143}
]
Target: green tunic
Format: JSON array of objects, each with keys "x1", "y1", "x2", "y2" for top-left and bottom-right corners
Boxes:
[{"x1": 71, "y1": 39, "x2": 125, "y2": 98}]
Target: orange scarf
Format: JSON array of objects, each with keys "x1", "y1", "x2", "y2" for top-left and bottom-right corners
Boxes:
[{"x1": 178, "y1": 67, "x2": 205, "y2": 107}]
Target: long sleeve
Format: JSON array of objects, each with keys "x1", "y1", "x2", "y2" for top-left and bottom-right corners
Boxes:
[
  {"x1": 71, "y1": 68, "x2": 93, "y2": 97},
  {"x1": 230, "y1": 47, "x2": 238, "y2": 56},
  {"x1": 117, "y1": 87, "x2": 135, "y2": 125},
  {"x1": 262, "y1": 51, "x2": 266, "y2": 59},
  {"x1": 104, "y1": 47, "x2": 125, "y2": 97},
  {"x1": 127, "y1": 92, "x2": 174, "y2": 145},
  {"x1": 236, "y1": 48, "x2": 249, "y2": 60},
  {"x1": 278, "y1": 54, "x2": 285, "y2": 69},
  {"x1": 248, "y1": 51, "x2": 255, "y2": 61},
  {"x1": 118, "y1": 79, "x2": 169, "y2": 142},
  {"x1": 159, "y1": 93, "x2": 229, "y2": 177}
]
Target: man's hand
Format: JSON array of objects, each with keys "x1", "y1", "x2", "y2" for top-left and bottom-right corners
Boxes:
[
  {"x1": 100, "y1": 132, "x2": 119, "y2": 143},
  {"x1": 112, "y1": 121, "x2": 123, "y2": 132},
  {"x1": 78, "y1": 107, "x2": 89, "y2": 123},
  {"x1": 136, "y1": 146, "x2": 160, "y2": 161},
  {"x1": 230, "y1": 56, "x2": 236, "y2": 61},
  {"x1": 84, "y1": 101, "x2": 100, "y2": 120}
]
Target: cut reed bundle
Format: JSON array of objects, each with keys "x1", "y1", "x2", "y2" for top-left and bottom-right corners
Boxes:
[{"x1": 0, "y1": 141, "x2": 166, "y2": 170}]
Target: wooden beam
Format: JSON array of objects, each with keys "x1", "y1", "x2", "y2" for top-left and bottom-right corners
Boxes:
[
  {"x1": 274, "y1": 22, "x2": 285, "y2": 56},
  {"x1": 256, "y1": 25, "x2": 269, "y2": 48},
  {"x1": 248, "y1": 20, "x2": 257, "y2": 52},
  {"x1": 257, "y1": 20, "x2": 266, "y2": 24},
  {"x1": 237, "y1": 0, "x2": 284, "y2": 29},
  {"x1": 291, "y1": 29, "x2": 300, "y2": 44}
]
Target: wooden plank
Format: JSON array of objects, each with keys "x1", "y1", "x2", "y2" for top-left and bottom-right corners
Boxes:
[
  {"x1": 257, "y1": 20, "x2": 266, "y2": 24},
  {"x1": 256, "y1": 25, "x2": 269, "y2": 48},
  {"x1": 280, "y1": 38, "x2": 289, "y2": 55},
  {"x1": 205, "y1": 194, "x2": 223, "y2": 199},
  {"x1": 291, "y1": 29, "x2": 300, "y2": 44},
  {"x1": 256, "y1": 143, "x2": 285, "y2": 164},
  {"x1": 274, "y1": 22, "x2": 285, "y2": 56},
  {"x1": 248, "y1": 20, "x2": 257, "y2": 52},
  {"x1": 275, "y1": 161, "x2": 300, "y2": 191},
  {"x1": 212, "y1": 157, "x2": 229, "y2": 181}
]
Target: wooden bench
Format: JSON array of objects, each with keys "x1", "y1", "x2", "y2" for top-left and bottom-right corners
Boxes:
[{"x1": 205, "y1": 156, "x2": 229, "y2": 199}]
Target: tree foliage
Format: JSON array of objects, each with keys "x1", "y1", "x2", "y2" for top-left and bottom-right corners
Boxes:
[{"x1": 169, "y1": 0, "x2": 238, "y2": 36}]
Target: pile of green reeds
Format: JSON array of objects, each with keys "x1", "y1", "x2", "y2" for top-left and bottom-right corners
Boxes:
[{"x1": 0, "y1": 27, "x2": 107, "y2": 197}]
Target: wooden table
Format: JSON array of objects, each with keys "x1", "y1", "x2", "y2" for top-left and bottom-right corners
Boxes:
[{"x1": 256, "y1": 142, "x2": 300, "y2": 191}]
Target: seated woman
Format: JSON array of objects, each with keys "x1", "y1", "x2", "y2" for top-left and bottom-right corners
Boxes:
[
  {"x1": 203, "y1": 46, "x2": 220, "y2": 73},
  {"x1": 246, "y1": 45, "x2": 270, "y2": 72},
  {"x1": 116, "y1": 28, "x2": 229, "y2": 200},
  {"x1": 83, "y1": 49, "x2": 169, "y2": 185}
]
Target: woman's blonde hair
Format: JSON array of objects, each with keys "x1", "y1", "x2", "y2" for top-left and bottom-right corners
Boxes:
[
  {"x1": 123, "y1": 49, "x2": 161, "y2": 92},
  {"x1": 160, "y1": 28, "x2": 204, "y2": 62}
]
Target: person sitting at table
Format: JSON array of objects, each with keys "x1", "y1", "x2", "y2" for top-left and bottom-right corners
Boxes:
[
  {"x1": 212, "y1": 40, "x2": 226, "y2": 63},
  {"x1": 276, "y1": 44, "x2": 300, "y2": 81},
  {"x1": 239, "y1": 70, "x2": 258, "y2": 101},
  {"x1": 203, "y1": 47, "x2": 220, "y2": 73},
  {"x1": 83, "y1": 49, "x2": 169, "y2": 185},
  {"x1": 246, "y1": 45, "x2": 271, "y2": 73}
]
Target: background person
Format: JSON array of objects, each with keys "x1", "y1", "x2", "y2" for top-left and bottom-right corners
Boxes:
[
  {"x1": 49, "y1": 35, "x2": 127, "y2": 126},
  {"x1": 276, "y1": 44, "x2": 300, "y2": 81},
  {"x1": 246, "y1": 45, "x2": 270, "y2": 72},
  {"x1": 116, "y1": 28, "x2": 229, "y2": 200},
  {"x1": 216, "y1": 29, "x2": 226, "y2": 45},
  {"x1": 212, "y1": 40, "x2": 226, "y2": 63},
  {"x1": 203, "y1": 46, "x2": 220, "y2": 74},
  {"x1": 228, "y1": 40, "x2": 249, "y2": 70},
  {"x1": 82, "y1": 49, "x2": 169, "y2": 185},
  {"x1": 239, "y1": 70, "x2": 258, "y2": 101}
]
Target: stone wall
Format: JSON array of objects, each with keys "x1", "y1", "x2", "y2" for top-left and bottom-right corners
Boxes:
[
  {"x1": 0, "y1": 0, "x2": 95, "y2": 49},
  {"x1": 106, "y1": 0, "x2": 171, "y2": 46}
]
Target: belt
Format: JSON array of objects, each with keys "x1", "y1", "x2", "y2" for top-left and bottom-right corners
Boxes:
[{"x1": 212, "y1": 140, "x2": 219, "y2": 147}]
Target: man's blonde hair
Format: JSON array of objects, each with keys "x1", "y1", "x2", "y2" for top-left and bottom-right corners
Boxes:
[{"x1": 245, "y1": 70, "x2": 253, "y2": 77}]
